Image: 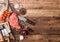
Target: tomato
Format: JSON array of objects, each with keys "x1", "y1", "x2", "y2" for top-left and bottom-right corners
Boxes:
[
  {"x1": 7, "y1": 13, "x2": 10, "y2": 16},
  {"x1": 2, "y1": 14, "x2": 4, "y2": 17},
  {"x1": 2, "y1": 20, "x2": 5, "y2": 22},
  {"x1": 4, "y1": 14, "x2": 7, "y2": 17},
  {"x1": 0, "y1": 9, "x2": 10, "y2": 22},
  {"x1": 2, "y1": 17, "x2": 6, "y2": 20}
]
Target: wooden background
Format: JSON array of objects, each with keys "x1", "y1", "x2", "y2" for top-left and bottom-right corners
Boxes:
[
  {"x1": 9, "y1": 0, "x2": 60, "y2": 42},
  {"x1": 9, "y1": 0, "x2": 60, "y2": 17}
]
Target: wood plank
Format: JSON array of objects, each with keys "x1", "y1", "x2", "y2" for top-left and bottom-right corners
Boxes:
[
  {"x1": 25, "y1": 17, "x2": 60, "y2": 35},
  {"x1": 15, "y1": 35, "x2": 60, "y2": 42},
  {"x1": 11, "y1": 17, "x2": 60, "y2": 35},
  {"x1": 10, "y1": 0, "x2": 59, "y2": 3},
  {"x1": 9, "y1": 0, "x2": 59, "y2": 9},
  {"x1": 19, "y1": 0, "x2": 59, "y2": 9},
  {"x1": 20, "y1": 0, "x2": 58, "y2": 4},
  {"x1": 23, "y1": 9, "x2": 60, "y2": 17},
  {"x1": 20, "y1": 4, "x2": 58, "y2": 9}
]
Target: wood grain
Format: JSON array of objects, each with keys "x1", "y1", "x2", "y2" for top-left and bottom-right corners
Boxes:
[
  {"x1": 22, "y1": 9, "x2": 60, "y2": 17},
  {"x1": 9, "y1": 0, "x2": 60, "y2": 9},
  {"x1": 19, "y1": 0, "x2": 59, "y2": 9},
  {"x1": 8, "y1": 0, "x2": 60, "y2": 42},
  {"x1": 15, "y1": 35, "x2": 60, "y2": 42},
  {"x1": 26, "y1": 17, "x2": 60, "y2": 35}
]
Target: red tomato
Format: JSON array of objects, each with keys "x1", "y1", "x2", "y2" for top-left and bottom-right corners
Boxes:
[
  {"x1": 7, "y1": 14, "x2": 10, "y2": 16},
  {"x1": 2, "y1": 20, "x2": 5, "y2": 22},
  {"x1": 2, "y1": 17, "x2": 6, "y2": 20},
  {"x1": 2, "y1": 14, "x2": 4, "y2": 17},
  {"x1": 4, "y1": 14, "x2": 7, "y2": 17}
]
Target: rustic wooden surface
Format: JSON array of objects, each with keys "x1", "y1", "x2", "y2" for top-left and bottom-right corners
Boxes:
[
  {"x1": 10, "y1": 17, "x2": 60, "y2": 42},
  {"x1": 9, "y1": 0, "x2": 60, "y2": 17},
  {"x1": 7, "y1": 0, "x2": 60, "y2": 42},
  {"x1": 10, "y1": 0, "x2": 60, "y2": 9},
  {"x1": 15, "y1": 35, "x2": 60, "y2": 42},
  {"x1": 22, "y1": 10, "x2": 60, "y2": 17},
  {"x1": 27, "y1": 17, "x2": 60, "y2": 35}
]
